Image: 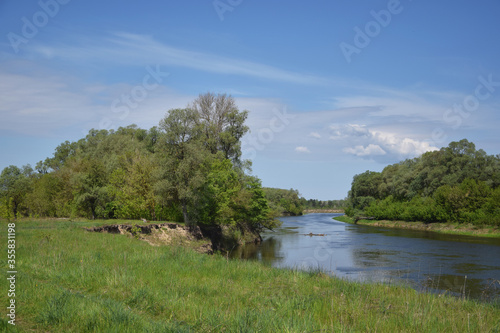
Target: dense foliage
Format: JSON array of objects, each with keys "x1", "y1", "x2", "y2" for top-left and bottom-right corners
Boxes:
[
  {"x1": 0, "y1": 93, "x2": 277, "y2": 231},
  {"x1": 346, "y1": 139, "x2": 500, "y2": 226},
  {"x1": 300, "y1": 198, "x2": 347, "y2": 210},
  {"x1": 262, "y1": 188, "x2": 304, "y2": 216}
]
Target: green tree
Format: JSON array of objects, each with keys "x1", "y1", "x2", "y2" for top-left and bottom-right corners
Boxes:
[
  {"x1": 71, "y1": 158, "x2": 108, "y2": 219},
  {"x1": 25, "y1": 173, "x2": 63, "y2": 217},
  {"x1": 190, "y1": 92, "x2": 249, "y2": 166},
  {"x1": 0, "y1": 165, "x2": 33, "y2": 218},
  {"x1": 109, "y1": 152, "x2": 159, "y2": 220},
  {"x1": 195, "y1": 158, "x2": 241, "y2": 225},
  {"x1": 349, "y1": 170, "x2": 382, "y2": 210},
  {"x1": 156, "y1": 108, "x2": 212, "y2": 225},
  {"x1": 156, "y1": 93, "x2": 255, "y2": 226}
]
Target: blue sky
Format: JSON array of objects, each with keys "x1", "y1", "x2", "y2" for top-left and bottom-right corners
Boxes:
[{"x1": 1, "y1": 0, "x2": 499, "y2": 200}]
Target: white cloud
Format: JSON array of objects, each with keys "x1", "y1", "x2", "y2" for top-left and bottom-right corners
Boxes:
[
  {"x1": 343, "y1": 144, "x2": 386, "y2": 157},
  {"x1": 336, "y1": 124, "x2": 439, "y2": 159},
  {"x1": 295, "y1": 146, "x2": 311, "y2": 153},
  {"x1": 308, "y1": 132, "x2": 321, "y2": 139},
  {"x1": 371, "y1": 131, "x2": 438, "y2": 156},
  {"x1": 329, "y1": 124, "x2": 370, "y2": 140}
]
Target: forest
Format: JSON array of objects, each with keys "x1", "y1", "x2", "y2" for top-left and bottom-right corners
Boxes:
[
  {"x1": 0, "y1": 93, "x2": 279, "y2": 233},
  {"x1": 261, "y1": 188, "x2": 346, "y2": 216},
  {"x1": 346, "y1": 139, "x2": 500, "y2": 226}
]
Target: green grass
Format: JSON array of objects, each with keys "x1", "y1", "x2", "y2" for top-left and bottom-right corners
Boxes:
[
  {"x1": 1, "y1": 219, "x2": 500, "y2": 332},
  {"x1": 335, "y1": 215, "x2": 500, "y2": 239}
]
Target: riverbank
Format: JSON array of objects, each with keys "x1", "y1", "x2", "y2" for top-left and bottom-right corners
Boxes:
[
  {"x1": 334, "y1": 215, "x2": 500, "y2": 238},
  {"x1": 303, "y1": 209, "x2": 345, "y2": 214},
  {"x1": 1, "y1": 219, "x2": 499, "y2": 332}
]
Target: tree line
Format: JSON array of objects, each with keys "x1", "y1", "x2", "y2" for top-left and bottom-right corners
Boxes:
[
  {"x1": 346, "y1": 139, "x2": 500, "y2": 226},
  {"x1": 262, "y1": 188, "x2": 304, "y2": 216},
  {"x1": 0, "y1": 93, "x2": 279, "y2": 232},
  {"x1": 262, "y1": 188, "x2": 347, "y2": 216}
]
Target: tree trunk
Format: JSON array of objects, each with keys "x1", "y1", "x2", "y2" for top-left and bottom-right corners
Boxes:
[
  {"x1": 181, "y1": 200, "x2": 190, "y2": 226},
  {"x1": 90, "y1": 203, "x2": 96, "y2": 220},
  {"x1": 12, "y1": 200, "x2": 18, "y2": 220}
]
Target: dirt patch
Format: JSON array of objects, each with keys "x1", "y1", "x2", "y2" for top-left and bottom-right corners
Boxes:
[{"x1": 85, "y1": 223, "x2": 213, "y2": 254}]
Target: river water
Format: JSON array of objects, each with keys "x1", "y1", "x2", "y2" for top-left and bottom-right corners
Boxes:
[{"x1": 231, "y1": 213, "x2": 500, "y2": 301}]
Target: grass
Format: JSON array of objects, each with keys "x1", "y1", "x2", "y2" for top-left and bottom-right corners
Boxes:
[
  {"x1": 1, "y1": 219, "x2": 500, "y2": 332},
  {"x1": 334, "y1": 215, "x2": 500, "y2": 239}
]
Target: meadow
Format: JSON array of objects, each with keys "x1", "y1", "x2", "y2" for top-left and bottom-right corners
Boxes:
[{"x1": 1, "y1": 219, "x2": 499, "y2": 332}]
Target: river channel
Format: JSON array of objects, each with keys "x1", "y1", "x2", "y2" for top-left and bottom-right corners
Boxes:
[{"x1": 231, "y1": 213, "x2": 500, "y2": 301}]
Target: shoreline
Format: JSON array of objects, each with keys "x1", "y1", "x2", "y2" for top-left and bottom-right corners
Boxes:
[
  {"x1": 3, "y1": 218, "x2": 499, "y2": 331},
  {"x1": 303, "y1": 209, "x2": 345, "y2": 214},
  {"x1": 334, "y1": 215, "x2": 500, "y2": 239}
]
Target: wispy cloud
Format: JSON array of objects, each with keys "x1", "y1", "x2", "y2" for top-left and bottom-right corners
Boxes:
[
  {"x1": 308, "y1": 132, "x2": 321, "y2": 139},
  {"x1": 31, "y1": 32, "x2": 327, "y2": 85},
  {"x1": 295, "y1": 146, "x2": 311, "y2": 153},
  {"x1": 0, "y1": 65, "x2": 193, "y2": 137},
  {"x1": 0, "y1": 70, "x2": 94, "y2": 136}
]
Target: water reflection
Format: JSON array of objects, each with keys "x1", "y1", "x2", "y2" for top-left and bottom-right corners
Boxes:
[
  {"x1": 231, "y1": 237, "x2": 284, "y2": 264},
  {"x1": 231, "y1": 213, "x2": 500, "y2": 301}
]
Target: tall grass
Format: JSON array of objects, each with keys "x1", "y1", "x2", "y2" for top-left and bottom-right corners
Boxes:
[{"x1": 1, "y1": 219, "x2": 499, "y2": 332}]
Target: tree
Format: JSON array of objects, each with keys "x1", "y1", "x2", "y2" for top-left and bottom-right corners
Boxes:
[
  {"x1": 349, "y1": 170, "x2": 382, "y2": 209},
  {"x1": 71, "y1": 158, "x2": 108, "y2": 219},
  {"x1": 156, "y1": 108, "x2": 211, "y2": 225},
  {"x1": 0, "y1": 165, "x2": 33, "y2": 218},
  {"x1": 190, "y1": 92, "x2": 249, "y2": 167},
  {"x1": 25, "y1": 173, "x2": 62, "y2": 217},
  {"x1": 109, "y1": 152, "x2": 159, "y2": 220},
  {"x1": 195, "y1": 158, "x2": 241, "y2": 225},
  {"x1": 156, "y1": 94, "x2": 254, "y2": 226}
]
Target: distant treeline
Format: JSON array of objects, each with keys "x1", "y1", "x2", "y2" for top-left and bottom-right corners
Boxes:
[
  {"x1": 346, "y1": 139, "x2": 500, "y2": 226},
  {"x1": 0, "y1": 93, "x2": 280, "y2": 233},
  {"x1": 262, "y1": 187, "x2": 346, "y2": 216},
  {"x1": 301, "y1": 199, "x2": 347, "y2": 211}
]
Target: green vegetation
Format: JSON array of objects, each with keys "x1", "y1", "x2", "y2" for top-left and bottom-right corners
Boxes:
[
  {"x1": 301, "y1": 198, "x2": 347, "y2": 211},
  {"x1": 334, "y1": 215, "x2": 500, "y2": 238},
  {"x1": 263, "y1": 188, "x2": 346, "y2": 216},
  {"x1": 2, "y1": 219, "x2": 500, "y2": 332},
  {"x1": 262, "y1": 187, "x2": 304, "y2": 216},
  {"x1": 0, "y1": 93, "x2": 277, "y2": 241},
  {"x1": 346, "y1": 139, "x2": 500, "y2": 226}
]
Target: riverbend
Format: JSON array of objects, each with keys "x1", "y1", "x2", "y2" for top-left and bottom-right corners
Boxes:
[{"x1": 232, "y1": 213, "x2": 500, "y2": 301}]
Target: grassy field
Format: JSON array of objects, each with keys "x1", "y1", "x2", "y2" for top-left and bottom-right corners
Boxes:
[
  {"x1": 1, "y1": 219, "x2": 499, "y2": 332},
  {"x1": 334, "y1": 215, "x2": 500, "y2": 239}
]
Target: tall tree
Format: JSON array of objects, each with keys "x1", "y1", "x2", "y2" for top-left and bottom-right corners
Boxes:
[
  {"x1": 156, "y1": 108, "x2": 210, "y2": 225},
  {"x1": 190, "y1": 92, "x2": 249, "y2": 166}
]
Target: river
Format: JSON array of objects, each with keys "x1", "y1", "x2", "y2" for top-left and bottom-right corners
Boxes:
[{"x1": 231, "y1": 213, "x2": 500, "y2": 301}]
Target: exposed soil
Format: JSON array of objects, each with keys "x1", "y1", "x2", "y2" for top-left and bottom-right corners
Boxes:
[
  {"x1": 85, "y1": 223, "x2": 213, "y2": 254},
  {"x1": 84, "y1": 222, "x2": 264, "y2": 253}
]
